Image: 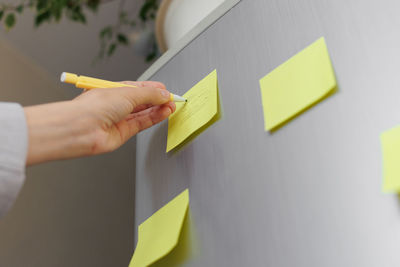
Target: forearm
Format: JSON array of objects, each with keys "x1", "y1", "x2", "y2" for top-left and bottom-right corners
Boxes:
[{"x1": 24, "y1": 101, "x2": 94, "y2": 165}]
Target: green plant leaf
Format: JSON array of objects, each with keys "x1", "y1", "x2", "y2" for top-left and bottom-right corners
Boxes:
[
  {"x1": 50, "y1": 1, "x2": 64, "y2": 21},
  {"x1": 146, "y1": 41, "x2": 159, "y2": 62},
  {"x1": 36, "y1": 0, "x2": 48, "y2": 11},
  {"x1": 86, "y1": 0, "x2": 101, "y2": 12},
  {"x1": 107, "y1": 43, "x2": 117, "y2": 56},
  {"x1": 117, "y1": 33, "x2": 128, "y2": 45},
  {"x1": 0, "y1": 10, "x2": 4, "y2": 21},
  {"x1": 100, "y1": 26, "x2": 113, "y2": 39},
  {"x1": 75, "y1": 12, "x2": 86, "y2": 23},
  {"x1": 139, "y1": 0, "x2": 159, "y2": 22},
  {"x1": 77, "y1": 13, "x2": 86, "y2": 23},
  {"x1": 16, "y1": 5, "x2": 24, "y2": 14},
  {"x1": 146, "y1": 51, "x2": 157, "y2": 62},
  {"x1": 66, "y1": 6, "x2": 86, "y2": 24},
  {"x1": 5, "y1": 13, "x2": 16, "y2": 29},
  {"x1": 139, "y1": 3, "x2": 151, "y2": 22},
  {"x1": 35, "y1": 10, "x2": 51, "y2": 26}
]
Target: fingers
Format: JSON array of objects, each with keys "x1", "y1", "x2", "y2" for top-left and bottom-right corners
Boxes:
[
  {"x1": 132, "y1": 104, "x2": 153, "y2": 113},
  {"x1": 126, "y1": 82, "x2": 168, "y2": 112},
  {"x1": 111, "y1": 85, "x2": 171, "y2": 108},
  {"x1": 125, "y1": 103, "x2": 175, "y2": 135},
  {"x1": 164, "y1": 101, "x2": 176, "y2": 114},
  {"x1": 132, "y1": 101, "x2": 175, "y2": 114},
  {"x1": 120, "y1": 81, "x2": 166, "y2": 90}
]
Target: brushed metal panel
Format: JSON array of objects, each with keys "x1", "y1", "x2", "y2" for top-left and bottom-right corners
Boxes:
[{"x1": 136, "y1": 0, "x2": 400, "y2": 266}]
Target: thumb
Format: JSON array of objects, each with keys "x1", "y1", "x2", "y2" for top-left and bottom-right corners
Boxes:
[{"x1": 113, "y1": 86, "x2": 171, "y2": 107}]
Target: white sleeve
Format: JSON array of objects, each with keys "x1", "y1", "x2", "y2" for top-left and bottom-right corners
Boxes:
[{"x1": 0, "y1": 102, "x2": 28, "y2": 218}]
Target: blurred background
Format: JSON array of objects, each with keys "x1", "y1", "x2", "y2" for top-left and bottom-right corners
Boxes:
[{"x1": 0, "y1": 0, "x2": 225, "y2": 266}]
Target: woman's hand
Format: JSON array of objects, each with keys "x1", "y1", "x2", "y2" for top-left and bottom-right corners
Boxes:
[{"x1": 24, "y1": 81, "x2": 175, "y2": 165}]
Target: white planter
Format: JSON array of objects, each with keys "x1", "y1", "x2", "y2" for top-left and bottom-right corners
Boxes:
[{"x1": 156, "y1": 0, "x2": 226, "y2": 52}]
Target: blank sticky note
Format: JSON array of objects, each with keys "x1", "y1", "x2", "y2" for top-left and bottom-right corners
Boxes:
[
  {"x1": 129, "y1": 189, "x2": 189, "y2": 267},
  {"x1": 381, "y1": 126, "x2": 400, "y2": 193},
  {"x1": 166, "y1": 69, "x2": 220, "y2": 152},
  {"x1": 259, "y1": 37, "x2": 336, "y2": 131}
]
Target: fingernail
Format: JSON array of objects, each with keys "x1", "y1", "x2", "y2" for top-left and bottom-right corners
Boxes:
[
  {"x1": 168, "y1": 102, "x2": 176, "y2": 113},
  {"x1": 160, "y1": 89, "x2": 170, "y2": 99}
]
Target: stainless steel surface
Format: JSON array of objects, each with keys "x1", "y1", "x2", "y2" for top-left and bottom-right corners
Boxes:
[{"x1": 136, "y1": 0, "x2": 400, "y2": 266}]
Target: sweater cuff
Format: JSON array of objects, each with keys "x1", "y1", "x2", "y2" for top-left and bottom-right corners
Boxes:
[{"x1": 0, "y1": 103, "x2": 28, "y2": 218}]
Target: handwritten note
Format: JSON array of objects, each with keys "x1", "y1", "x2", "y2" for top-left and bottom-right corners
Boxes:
[
  {"x1": 381, "y1": 126, "x2": 400, "y2": 193},
  {"x1": 166, "y1": 69, "x2": 220, "y2": 152},
  {"x1": 259, "y1": 37, "x2": 337, "y2": 131},
  {"x1": 129, "y1": 189, "x2": 190, "y2": 267}
]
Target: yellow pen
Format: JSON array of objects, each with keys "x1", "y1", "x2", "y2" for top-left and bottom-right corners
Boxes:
[{"x1": 60, "y1": 72, "x2": 187, "y2": 102}]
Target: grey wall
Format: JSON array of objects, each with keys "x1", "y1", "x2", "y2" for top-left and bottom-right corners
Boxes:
[
  {"x1": 0, "y1": 1, "x2": 151, "y2": 98},
  {"x1": 0, "y1": 1, "x2": 149, "y2": 265}
]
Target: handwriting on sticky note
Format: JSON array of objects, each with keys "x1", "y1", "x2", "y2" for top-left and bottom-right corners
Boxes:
[
  {"x1": 381, "y1": 126, "x2": 400, "y2": 193},
  {"x1": 166, "y1": 69, "x2": 220, "y2": 152},
  {"x1": 259, "y1": 37, "x2": 337, "y2": 131},
  {"x1": 129, "y1": 189, "x2": 189, "y2": 267}
]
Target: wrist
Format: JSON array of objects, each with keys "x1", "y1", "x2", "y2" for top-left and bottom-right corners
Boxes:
[{"x1": 24, "y1": 101, "x2": 95, "y2": 165}]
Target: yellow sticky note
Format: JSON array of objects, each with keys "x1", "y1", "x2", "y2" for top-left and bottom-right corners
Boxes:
[
  {"x1": 129, "y1": 189, "x2": 189, "y2": 267},
  {"x1": 259, "y1": 37, "x2": 337, "y2": 131},
  {"x1": 381, "y1": 126, "x2": 400, "y2": 193},
  {"x1": 166, "y1": 69, "x2": 220, "y2": 152}
]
